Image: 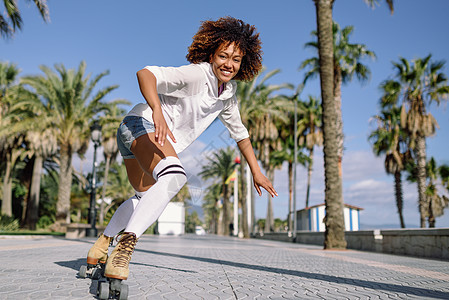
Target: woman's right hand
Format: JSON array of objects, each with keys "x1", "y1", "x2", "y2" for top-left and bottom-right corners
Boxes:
[{"x1": 152, "y1": 108, "x2": 176, "y2": 147}]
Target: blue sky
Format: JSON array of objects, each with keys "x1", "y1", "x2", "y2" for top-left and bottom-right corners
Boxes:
[{"x1": 2, "y1": 0, "x2": 449, "y2": 228}]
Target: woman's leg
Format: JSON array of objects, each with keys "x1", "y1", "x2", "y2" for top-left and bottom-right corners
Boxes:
[
  {"x1": 102, "y1": 193, "x2": 140, "y2": 238},
  {"x1": 123, "y1": 132, "x2": 186, "y2": 237},
  {"x1": 104, "y1": 132, "x2": 187, "y2": 280}
]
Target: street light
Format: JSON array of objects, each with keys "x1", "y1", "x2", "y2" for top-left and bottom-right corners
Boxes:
[
  {"x1": 292, "y1": 84, "x2": 303, "y2": 242},
  {"x1": 86, "y1": 120, "x2": 102, "y2": 237}
]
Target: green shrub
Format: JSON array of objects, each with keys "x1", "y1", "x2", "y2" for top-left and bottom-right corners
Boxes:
[
  {"x1": 37, "y1": 215, "x2": 54, "y2": 230},
  {"x1": 0, "y1": 214, "x2": 20, "y2": 232}
]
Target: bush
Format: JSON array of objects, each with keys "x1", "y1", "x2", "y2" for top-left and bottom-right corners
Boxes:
[
  {"x1": 37, "y1": 215, "x2": 54, "y2": 230},
  {"x1": 0, "y1": 214, "x2": 20, "y2": 232}
]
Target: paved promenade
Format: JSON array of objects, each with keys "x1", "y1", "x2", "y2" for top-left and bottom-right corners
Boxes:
[{"x1": 0, "y1": 234, "x2": 448, "y2": 299}]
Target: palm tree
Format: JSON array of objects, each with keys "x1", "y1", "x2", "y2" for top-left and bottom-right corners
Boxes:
[
  {"x1": 98, "y1": 102, "x2": 129, "y2": 224},
  {"x1": 300, "y1": 22, "x2": 375, "y2": 177},
  {"x1": 271, "y1": 91, "x2": 310, "y2": 232},
  {"x1": 313, "y1": 0, "x2": 345, "y2": 249},
  {"x1": 199, "y1": 147, "x2": 236, "y2": 236},
  {"x1": 1, "y1": 0, "x2": 49, "y2": 39},
  {"x1": 21, "y1": 61, "x2": 119, "y2": 226},
  {"x1": 405, "y1": 158, "x2": 449, "y2": 228},
  {"x1": 237, "y1": 69, "x2": 293, "y2": 233},
  {"x1": 0, "y1": 62, "x2": 22, "y2": 216},
  {"x1": 369, "y1": 107, "x2": 411, "y2": 228},
  {"x1": 312, "y1": 0, "x2": 394, "y2": 249},
  {"x1": 426, "y1": 158, "x2": 449, "y2": 227},
  {"x1": 102, "y1": 161, "x2": 134, "y2": 223},
  {"x1": 297, "y1": 95, "x2": 323, "y2": 208},
  {"x1": 3, "y1": 86, "x2": 59, "y2": 228},
  {"x1": 202, "y1": 183, "x2": 221, "y2": 234},
  {"x1": 380, "y1": 55, "x2": 449, "y2": 227}
]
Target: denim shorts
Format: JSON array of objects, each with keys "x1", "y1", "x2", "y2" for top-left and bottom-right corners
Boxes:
[{"x1": 117, "y1": 116, "x2": 155, "y2": 159}]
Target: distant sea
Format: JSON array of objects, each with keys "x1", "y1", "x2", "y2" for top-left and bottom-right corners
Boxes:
[{"x1": 360, "y1": 223, "x2": 420, "y2": 230}]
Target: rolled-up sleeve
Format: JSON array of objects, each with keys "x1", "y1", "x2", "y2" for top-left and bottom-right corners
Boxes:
[{"x1": 218, "y1": 97, "x2": 250, "y2": 143}]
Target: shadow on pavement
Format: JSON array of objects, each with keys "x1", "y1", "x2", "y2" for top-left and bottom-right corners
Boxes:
[
  {"x1": 55, "y1": 257, "x2": 197, "y2": 275},
  {"x1": 136, "y1": 248, "x2": 449, "y2": 299}
]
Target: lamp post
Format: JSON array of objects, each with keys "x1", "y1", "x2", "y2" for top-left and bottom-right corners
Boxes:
[
  {"x1": 86, "y1": 120, "x2": 102, "y2": 237},
  {"x1": 292, "y1": 84, "x2": 303, "y2": 241}
]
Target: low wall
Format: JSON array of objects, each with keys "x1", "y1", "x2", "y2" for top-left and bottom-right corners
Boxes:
[
  {"x1": 254, "y1": 228, "x2": 449, "y2": 260},
  {"x1": 381, "y1": 228, "x2": 449, "y2": 260}
]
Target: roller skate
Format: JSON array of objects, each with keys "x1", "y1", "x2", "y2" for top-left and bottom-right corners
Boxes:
[
  {"x1": 78, "y1": 233, "x2": 113, "y2": 280},
  {"x1": 97, "y1": 232, "x2": 138, "y2": 300}
]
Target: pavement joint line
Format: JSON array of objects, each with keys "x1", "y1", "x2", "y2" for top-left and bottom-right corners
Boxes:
[
  {"x1": 302, "y1": 249, "x2": 449, "y2": 282},
  {"x1": 0, "y1": 240, "x2": 85, "y2": 251}
]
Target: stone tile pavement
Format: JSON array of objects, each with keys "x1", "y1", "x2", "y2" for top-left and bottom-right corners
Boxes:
[{"x1": 0, "y1": 234, "x2": 448, "y2": 299}]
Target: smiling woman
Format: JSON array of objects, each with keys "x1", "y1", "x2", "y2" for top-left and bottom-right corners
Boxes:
[
  {"x1": 79, "y1": 16, "x2": 277, "y2": 299},
  {"x1": 210, "y1": 42, "x2": 243, "y2": 88}
]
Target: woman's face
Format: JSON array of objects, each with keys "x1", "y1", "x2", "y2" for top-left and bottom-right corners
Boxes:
[{"x1": 210, "y1": 42, "x2": 243, "y2": 86}]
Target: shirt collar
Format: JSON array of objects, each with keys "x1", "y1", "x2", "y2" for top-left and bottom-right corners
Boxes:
[{"x1": 200, "y1": 62, "x2": 237, "y2": 100}]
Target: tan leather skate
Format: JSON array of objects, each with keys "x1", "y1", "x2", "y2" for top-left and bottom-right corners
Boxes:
[
  {"x1": 87, "y1": 233, "x2": 113, "y2": 265},
  {"x1": 104, "y1": 232, "x2": 138, "y2": 280}
]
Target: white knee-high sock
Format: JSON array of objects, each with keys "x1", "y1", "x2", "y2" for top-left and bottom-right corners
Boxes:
[
  {"x1": 125, "y1": 156, "x2": 187, "y2": 238},
  {"x1": 103, "y1": 191, "x2": 144, "y2": 237}
]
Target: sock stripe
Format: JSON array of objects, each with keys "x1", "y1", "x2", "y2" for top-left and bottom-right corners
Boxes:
[
  {"x1": 157, "y1": 164, "x2": 184, "y2": 176},
  {"x1": 158, "y1": 170, "x2": 187, "y2": 178}
]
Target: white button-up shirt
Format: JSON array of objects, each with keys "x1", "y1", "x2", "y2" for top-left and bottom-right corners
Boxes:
[{"x1": 126, "y1": 62, "x2": 249, "y2": 154}]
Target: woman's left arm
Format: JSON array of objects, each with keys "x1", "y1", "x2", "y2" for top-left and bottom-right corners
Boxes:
[{"x1": 237, "y1": 138, "x2": 278, "y2": 197}]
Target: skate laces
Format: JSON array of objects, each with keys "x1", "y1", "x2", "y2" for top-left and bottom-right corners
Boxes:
[{"x1": 112, "y1": 233, "x2": 137, "y2": 268}]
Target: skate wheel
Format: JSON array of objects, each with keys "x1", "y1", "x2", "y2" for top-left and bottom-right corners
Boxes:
[
  {"x1": 78, "y1": 265, "x2": 87, "y2": 278},
  {"x1": 119, "y1": 283, "x2": 129, "y2": 300},
  {"x1": 98, "y1": 281, "x2": 109, "y2": 300},
  {"x1": 92, "y1": 268, "x2": 102, "y2": 280}
]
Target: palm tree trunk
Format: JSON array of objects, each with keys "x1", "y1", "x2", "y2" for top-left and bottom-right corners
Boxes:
[
  {"x1": 314, "y1": 0, "x2": 346, "y2": 249},
  {"x1": 25, "y1": 154, "x2": 43, "y2": 230},
  {"x1": 264, "y1": 167, "x2": 274, "y2": 233},
  {"x1": 415, "y1": 135, "x2": 428, "y2": 228},
  {"x1": 1, "y1": 152, "x2": 13, "y2": 216},
  {"x1": 217, "y1": 201, "x2": 224, "y2": 235},
  {"x1": 394, "y1": 170, "x2": 405, "y2": 228},
  {"x1": 240, "y1": 158, "x2": 249, "y2": 238},
  {"x1": 305, "y1": 147, "x2": 314, "y2": 208},
  {"x1": 428, "y1": 198, "x2": 435, "y2": 228},
  {"x1": 334, "y1": 68, "x2": 344, "y2": 179},
  {"x1": 56, "y1": 146, "x2": 73, "y2": 225},
  {"x1": 99, "y1": 155, "x2": 111, "y2": 225},
  {"x1": 222, "y1": 182, "x2": 230, "y2": 236}
]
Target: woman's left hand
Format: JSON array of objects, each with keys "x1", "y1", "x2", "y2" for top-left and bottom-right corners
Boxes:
[{"x1": 253, "y1": 171, "x2": 278, "y2": 197}]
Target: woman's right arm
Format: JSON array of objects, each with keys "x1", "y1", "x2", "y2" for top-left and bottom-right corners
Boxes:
[{"x1": 136, "y1": 68, "x2": 176, "y2": 146}]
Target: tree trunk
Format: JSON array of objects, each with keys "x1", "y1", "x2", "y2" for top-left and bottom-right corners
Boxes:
[
  {"x1": 222, "y1": 182, "x2": 230, "y2": 236},
  {"x1": 428, "y1": 196, "x2": 435, "y2": 228},
  {"x1": 334, "y1": 67, "x2": 344, "y2": 178},
  {"x1": 314, "y1": 0, "x2": 346, "y2": 249},
  {"x1": 394, "y1": 170, "x2": 405, "y2": 228},
  {"x1": 99, "y1": 155, "x2": 111, "y2": 225},
  {"x1": 217, "y1": 201, "x2": 224, "y2": 235},
  {"x1": 305, "y1": 147, "x2": 314, "y2": 208},
  {"x1": 24, "y1": 155, "x2": 43, "y2": 230},
  {"x1": 415, "y1": 135, "x2": 428, "y2": 228},
  {"x1": 1, "y1": 152, "x2": 13, "y2": 216},
  {"x1": 240, "y1": 158, "x2": 249, "y2": 238},
  {"x1": 56, "y1": 146, "x2": 73, "y2": 225},
  {"x1": 264, "y1": 167, "x2": 274, "y2": 233}
]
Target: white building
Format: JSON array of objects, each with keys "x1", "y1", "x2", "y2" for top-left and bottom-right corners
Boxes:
[
  {"x1": 157, "y1": 202, "x2": 185, "y2": 235},
  {"x1": 296, "y1": 203, "x2": 363, "y2": 232}
]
